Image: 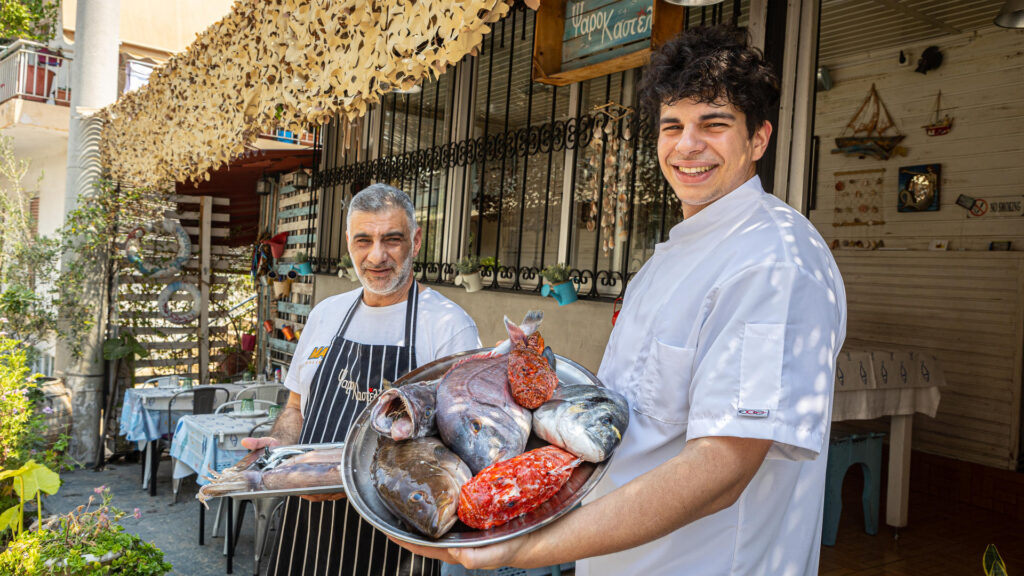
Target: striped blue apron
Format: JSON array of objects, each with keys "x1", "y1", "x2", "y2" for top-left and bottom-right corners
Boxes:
[{"x1": 270, "y1": 281, "x2": 437, "y2": 576}]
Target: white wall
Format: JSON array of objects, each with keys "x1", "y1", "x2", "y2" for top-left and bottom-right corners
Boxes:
[{"x1": 24, "y1": 144, "x2": 68, "y2": 238}]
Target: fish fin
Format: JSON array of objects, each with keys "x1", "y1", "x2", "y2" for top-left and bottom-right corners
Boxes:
[
  {"x1": 446, "y1": 351, "x2": 500, "y2": 374},
  {"x1": 521, "y1": 310, "x2": 544, "y2": 334},
  {"x1": 542, "y1": 346, "x2": 556, "y2": 370},
  {"x1": 504, "y1": 315, "x2": 526, "y2": 346}
]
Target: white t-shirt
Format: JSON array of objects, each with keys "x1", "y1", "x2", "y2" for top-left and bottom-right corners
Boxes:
[
  {"x1": 578, "y1": 176, "x2": 847, "y2": 576},
  {"x1": 284, "y1": 287, "x2": 481, "y2": 416}
]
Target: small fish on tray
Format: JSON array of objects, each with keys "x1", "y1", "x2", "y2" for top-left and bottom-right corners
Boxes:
[{"x1": 197, "y1": 444, "x2": 344, "y2": 506}]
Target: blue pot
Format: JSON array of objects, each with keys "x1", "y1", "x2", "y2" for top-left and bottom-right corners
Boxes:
[
  {"x1": 541, "y1": 280, "x2": 578, "y2": 306},
  {"x1": 294, "y1": 261, "x2": 313, "y2": 275}
]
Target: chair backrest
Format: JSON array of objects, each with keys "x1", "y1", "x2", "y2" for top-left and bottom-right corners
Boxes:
[
  {"x1": 234, "y1": 384, "x2": 287, "y2": 403},
  {"x1": 248, "y1": 418, "x2": 275, "y2": 437},
  {"x1": 193, "y1": 386, "x2": 232, "y2": 415},
  {"x1": 215, "y1": 399, "x2": 276, "y2": 415},
  {"x1": 166, "y1": 386, "x2": 233, "y2": 433}
]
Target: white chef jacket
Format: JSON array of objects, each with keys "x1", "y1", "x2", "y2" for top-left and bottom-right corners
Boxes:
[{"x1": 577, "y1": 176, "x2": 847, "y2": 576}]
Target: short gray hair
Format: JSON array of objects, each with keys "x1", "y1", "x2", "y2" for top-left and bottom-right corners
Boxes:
[{"x1": 346, "y1": 183, "x2": 418, "y2": 233}]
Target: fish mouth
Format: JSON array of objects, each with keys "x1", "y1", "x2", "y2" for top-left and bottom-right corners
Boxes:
[{"x1": 371, "y1": 390, "x2": 416, "y2": 439}]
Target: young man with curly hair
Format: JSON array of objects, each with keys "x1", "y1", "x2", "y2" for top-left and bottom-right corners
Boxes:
[{"x1": 397, "y1": 26, "x2": 847, "y2": 575}]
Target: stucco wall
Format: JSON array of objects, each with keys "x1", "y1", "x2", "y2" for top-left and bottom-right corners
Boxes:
[{"x1": 313, "y1": 274, "x2": 616, "y2": 374}]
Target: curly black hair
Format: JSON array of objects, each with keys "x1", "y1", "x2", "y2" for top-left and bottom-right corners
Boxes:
[{"x1": 638, "y1": 26, "x2": 780, "y2": 138}]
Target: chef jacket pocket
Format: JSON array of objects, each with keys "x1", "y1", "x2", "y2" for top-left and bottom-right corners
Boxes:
[{"x1": 635, "y1": 338, "x2": 696, "y2": 425}]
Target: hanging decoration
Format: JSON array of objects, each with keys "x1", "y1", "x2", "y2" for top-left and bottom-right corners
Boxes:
[
  {"x1": 897, "y1": 164, "x2": 941, "y2": 212},
  {"x1": 922, "y1": 91, "x2": 953, "y2": 136},
  {"x1": 578, "y1": 101, "x2": 635, "y2": 255},
  {"x1": 157, "y1": 281, "x2": 202, "y2": 325},
  {"x1": 98, "y1": 0, "x2": 513, "y2": 187},
  {"x1": 123, "y1": 218, "x2": 191, "y2": 278},
  {"x1": 832, "y1": 84, "x2": 906, "y2": 160},
  {"x1": 832, "y1": 169, "x2": 885, "y2": 227}
]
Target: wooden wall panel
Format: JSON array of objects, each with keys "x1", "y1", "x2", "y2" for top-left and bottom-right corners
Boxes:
[
  {"x1": 809, "y1": 26, "x2": 1024, "y2": 252},
  {"x1": 836, "y1": 251, "x2": 1023, "y2": 470}
]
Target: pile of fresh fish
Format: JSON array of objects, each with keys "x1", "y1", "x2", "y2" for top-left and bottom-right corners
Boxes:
[
  {"x1": 367, "y1": 311, "x2": 629, "y2": 538},
  {"x1": 371, "y1": 437, "x2": 471, "y2": 538},
  {"x1": 197, "y1": 444, "x2": 344, "y2": 506},
  {"x1": 458, "y1": 446, "x2": 582, "y2": 530}
]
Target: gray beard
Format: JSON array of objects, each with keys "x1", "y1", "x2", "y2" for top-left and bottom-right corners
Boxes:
[{"x1": 356, "y1": 257, "x2": 414, "y2": 296}]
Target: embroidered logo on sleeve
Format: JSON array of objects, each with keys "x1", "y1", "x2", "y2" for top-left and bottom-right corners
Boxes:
[{"x1": 738, "y1": 408, "x2": 770, "y2": 418}]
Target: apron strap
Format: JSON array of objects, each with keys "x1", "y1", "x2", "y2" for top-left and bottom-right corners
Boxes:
[{"x1": 335, "y1": 280, "x2": 419, "y2": 348}]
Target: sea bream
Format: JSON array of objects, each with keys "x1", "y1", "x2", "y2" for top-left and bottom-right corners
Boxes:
[
  {"x1": 197, "y1": 446, "x2": 343, "y2": 506},
  {"x1": 457, "y1": 445, "x2": 582, "y2": 530},
  {"x1": 369, "y1": 379, "x2": 440, "y2": 440},
  {"x1": 533, "y1": 384, "x2": 629, "y2": 463},
  {"x1": 436, "y1": 315, "x2": 541, "y2": 474},
  {"x1": 371, "y1": 437, "x2": 472, "y2": 538}
]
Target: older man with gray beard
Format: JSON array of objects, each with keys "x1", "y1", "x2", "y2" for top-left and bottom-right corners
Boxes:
[{"x1": 242, "y1": 183, "x2": 480, "y2": 576}]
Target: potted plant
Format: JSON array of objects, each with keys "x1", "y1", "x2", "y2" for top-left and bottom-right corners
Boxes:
[
  {"x1": 540, "y1": 263, "x2": 578, "y2": 306},
  {"x1": 453, "y1": 256, "x2": 483, "y2": 293},
  {"x1": 0, "y1": 482, "x2": 173, "y2": 575},
  {"x1": 338, "y1": 254, "x2": 357, "y2": 281},
  {"x1": 268, "y1": 270, "x2": 291, "y2": 299},
  {"x1": 293, "y1": 251, "x2": 313, "y2": 275}
]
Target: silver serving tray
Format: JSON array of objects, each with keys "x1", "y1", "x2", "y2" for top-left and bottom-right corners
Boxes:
[
  {"x1": 224, "y1": 443, "x2": 346, "y2": 500},
  {"x1": 341, "y1": 348, "x2": 609, "y2": 548}
]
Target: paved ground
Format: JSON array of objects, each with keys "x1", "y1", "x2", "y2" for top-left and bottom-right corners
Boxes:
[{"x1": 46, "y1": 455, "x2": 266, "y2": 576}]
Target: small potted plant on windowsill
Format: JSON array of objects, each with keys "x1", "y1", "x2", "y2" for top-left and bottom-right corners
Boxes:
[
  {"x1": 540, "y1": 263, "x2": 577, "y2": 306},
  {"x1": 338, "y1": 254, "x2": 357, "y2": 281},
  {"x1": 453, "y1": 256, "x2": 483, "y2": 293},
  {"x1": 293, "y1": 251, "x2": 313, "y2": 275}
]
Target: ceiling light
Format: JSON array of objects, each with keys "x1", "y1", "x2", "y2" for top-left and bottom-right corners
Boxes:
[
  {"x1": 994, "y1": 0, "x2": 1024, "y2": 28},
  {"x1": 662, "y1": 0, "x2": 725, "y2": 6}
]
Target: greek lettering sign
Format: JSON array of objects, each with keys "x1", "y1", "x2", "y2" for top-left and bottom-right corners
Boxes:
[
  {"x1": 532, "y1": 0, "x2": 682, "y2": 87},
  {"x1": 563, "y1": 0, "x2": 653, "y2": 72}
]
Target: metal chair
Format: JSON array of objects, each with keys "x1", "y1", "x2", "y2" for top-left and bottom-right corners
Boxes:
[
  {"x1": 214, "y1": 399, "x2": 277, "y2": 416},
  {"x1": 232, "y1": 384, "x2": 286, "y2": 403},
  {"x1": 146, "y1": 386, "x2": 233, "y2": 496}
]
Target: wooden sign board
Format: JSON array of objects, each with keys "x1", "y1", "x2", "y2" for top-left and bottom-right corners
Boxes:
[{"x1": 533, "y1": 0, "x2": 683, "y2": 86}]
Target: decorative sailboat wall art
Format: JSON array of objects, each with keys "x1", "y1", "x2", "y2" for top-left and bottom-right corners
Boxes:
[
  {"x1": 923, "y1": 90, "x2": 953, "y2": 136},
  {"x1": 832, "y1": 83, "x2": 907, "y2": 160}
]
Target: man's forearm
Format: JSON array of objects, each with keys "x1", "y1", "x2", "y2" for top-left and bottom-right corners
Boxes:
[
  {"x1": 513, "y1": 436, "x2": 771, "y2": 568},
  {"x1": 268, "y1": 404, "x2": 303, "y2": 445}
]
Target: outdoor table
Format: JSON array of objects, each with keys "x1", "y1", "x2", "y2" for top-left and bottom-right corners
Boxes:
[
  {"x1": 118, "y1": 384, "x2": 243, "y2": 493},
  {"x1": 169, "y1": 412, "x2": 278, "y2": 575},
  {"x1": 831, "y1": 346, "x2": 944, "y2": 529}
]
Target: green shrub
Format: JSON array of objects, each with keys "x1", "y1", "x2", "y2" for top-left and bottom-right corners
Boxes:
[
  {"x1": 455, "y1": 256, "x2": 480, "y2": 275},
  {"x1": 339, "y1": 253, "x2": 353, "y2": 268},
  {"x1": 541, "y1": 263, "x2": 572, "y2": 284},
  {"x1": 0, "y1": 488, "x2": 172, "y2": 575}
]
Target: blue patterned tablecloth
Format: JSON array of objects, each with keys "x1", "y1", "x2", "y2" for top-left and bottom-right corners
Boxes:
[
  {"x1": 118, "y1": 387, "x2": 194, "y2": 446},
  {"x1": 169, "y1": 413, "x2": 273, "y2": 484}
]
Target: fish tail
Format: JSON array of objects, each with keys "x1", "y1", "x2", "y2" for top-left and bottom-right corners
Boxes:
[
  {"x1": 521, "y1": 310, "x2": 544, "y2": 334},
  {"x1": 504, "y1": 315, "x2": 527, "y2": 346}
]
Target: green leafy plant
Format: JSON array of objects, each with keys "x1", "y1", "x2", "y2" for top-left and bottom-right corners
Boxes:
[
  {"x1": 0, "y1": 0, "x2": 60, "y2": 43},
  {"x1": 294, "y1": 251, "x2": 308, "y2": 264},
  {"x1": 541, "y1": 263, "x2": 572, "y2": 284},
  {"x1": 479, "y1": 256, "x2": 499, "y2": 270},
  {"x1": 455, "y1": 256, "x2": 480, "y2": 275},
  {"x1": 0, "y1": 460, "x2": 60, "y2": 537},
  {"x1": 0, "y1": 487, "x2": 173, "y2": 575},
  {"x1": 339, "y1": 253, "x2": 353, "y2": 268},
  {"x1": 101, "y1": 333, "x2": 148, "y2": 363}
]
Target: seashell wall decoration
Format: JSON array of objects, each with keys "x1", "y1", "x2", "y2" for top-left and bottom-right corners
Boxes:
[{"x1": 99, "y1": 0, "x2": 513, "y2": 187}]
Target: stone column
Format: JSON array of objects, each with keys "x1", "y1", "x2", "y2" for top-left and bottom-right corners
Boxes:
[{"x1": 59, "y1": 0, "x2": 120, "y2": 466}]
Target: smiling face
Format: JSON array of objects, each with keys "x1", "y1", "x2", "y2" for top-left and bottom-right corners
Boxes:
[
  {"x1": 346, "y1": 207, "x2": 421, "y2": 299},
  {"x1": 657, "y1": 98, "x2": 772, "y2": 218}
]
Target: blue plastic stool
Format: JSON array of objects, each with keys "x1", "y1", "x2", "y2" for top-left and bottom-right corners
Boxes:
[{"x1": 822, "y1": 433, "x2": 885, "y2": 546}]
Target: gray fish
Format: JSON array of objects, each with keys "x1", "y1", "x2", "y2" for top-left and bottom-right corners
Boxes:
[
  {"x1": 370, "y1": 379, "x2": 439, "y2": 440},
  {"x1": 532, "y1": 384, "x2": 629, "y2": 463},
  {"x1": 371, "y1": 437, "x2": 472, "y2": 539},
  {"x1": 436, "y1": 354, "x2": 531, "y2": 474}
]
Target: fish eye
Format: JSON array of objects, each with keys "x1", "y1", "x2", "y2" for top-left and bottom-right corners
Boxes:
[
  {"x1": 470, "y1": 419, "x2": 482, "y2": 434},
  {"x1": 409, "y1": 491, "x2": 426, "y2": 503}
]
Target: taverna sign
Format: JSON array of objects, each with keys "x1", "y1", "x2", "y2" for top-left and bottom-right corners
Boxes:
[
  {"x1": 532, "y1": 0, "x2": 682, "y2": 86},
  {"x1": 562, "y1": 0, "x2": 653, "y2": 71}
]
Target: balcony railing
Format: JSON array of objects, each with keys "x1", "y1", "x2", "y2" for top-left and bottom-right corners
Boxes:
[{"x1": 0, "y1": 40, "x2": 71, "y2": 106}]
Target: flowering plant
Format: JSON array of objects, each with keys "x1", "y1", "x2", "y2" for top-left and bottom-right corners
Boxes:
[{"x1": 0, "y1": 487, "x2": 172, "y2": 575}]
